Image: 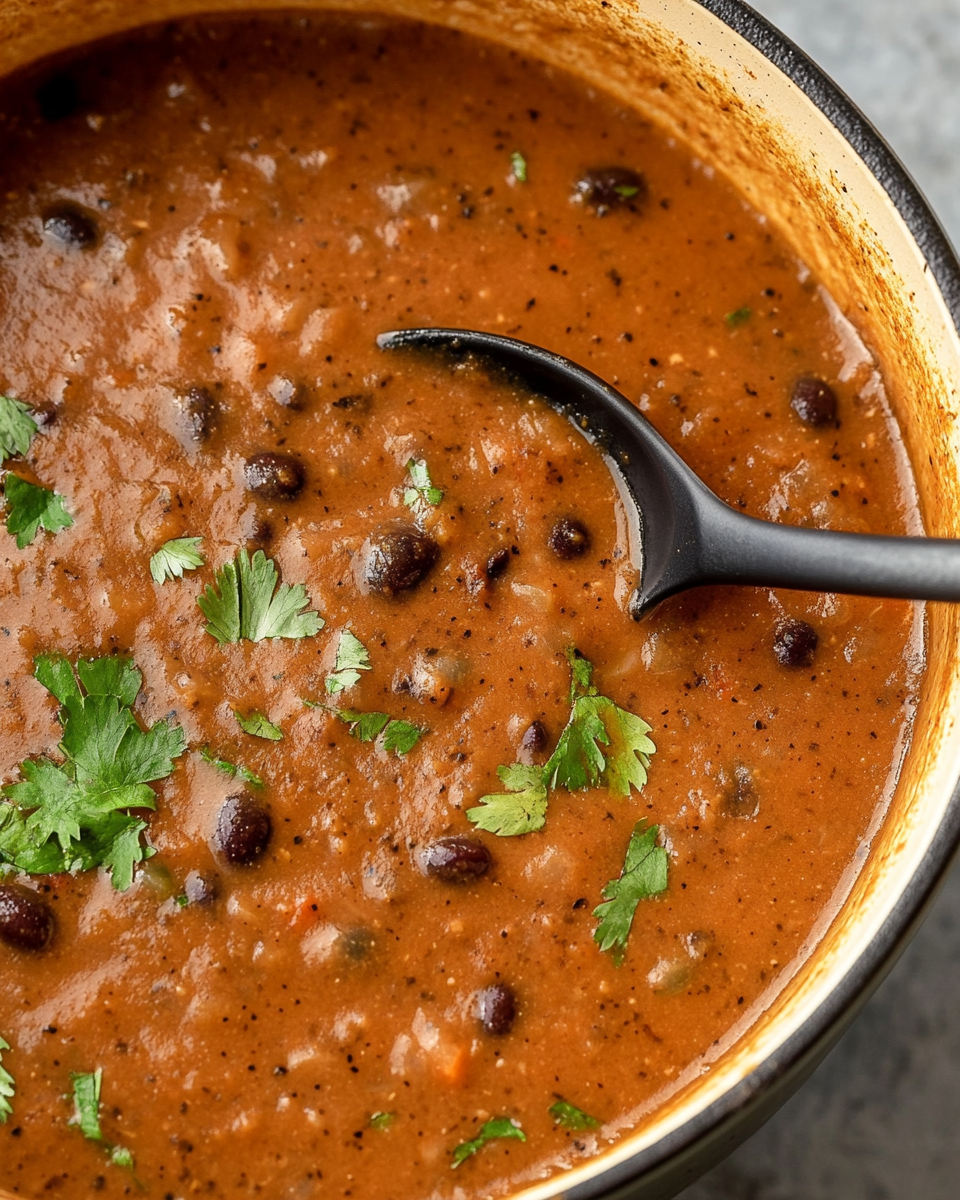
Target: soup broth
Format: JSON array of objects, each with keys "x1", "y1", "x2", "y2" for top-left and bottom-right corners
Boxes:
[{"x1": 0, "y1": 14, "x2": 923, "y2": 1199}]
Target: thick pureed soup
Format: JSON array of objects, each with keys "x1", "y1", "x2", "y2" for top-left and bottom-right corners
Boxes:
[{"x1": 0, "y1": 14, "x2": 924, "y2": 1200}]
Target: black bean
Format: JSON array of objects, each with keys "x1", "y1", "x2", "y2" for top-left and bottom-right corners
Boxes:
[
  {"x1": 363, "y1": 526, "x2": 440, "y2": 595},
  {"x1": 43, "y1": 205, "x2": 98, "y2": 249},
  {"x1": 0, "y1": 884, "x2": 55, "y2": 951},
  {"x1": 183, "y1": 871, "x2": 218, "y2": 905},
  {"x1": 575, "y1": 166, "x2": 647, "y2": 213},
  {"x1": 773, "y1": 618, "x2": 819, "y2": 667},
  {"x1": 477, "y1": 983, "x2": 517, "y2": 1035},
  {"x1": 339, "y1": 927, "x2": 376, "y2": 961},
  {"x1": 519, "y1": 720, "x2": 549, "y2": 759},
  {"x1": 548, "y1": 517, "x2": 591, "y2": 559},
  {"x1": 485, "y1": 548, "x2": 511, "y2": 580},
  {"x1": 215, "y1": 794, "x2": 272, "y2": 865},
  {"x1": 790, "y1": 376, "x2": 838, "y2": 427},
  {"x1": 177, "y1": 386, "x2": 217, "y2": 442},
  {"x1": 36, "y1": 73, "x2": 79, "y2": 121},
  {"x1": 722, "y1": 764, "x2": 759, "y2": 819},
  {"x1": 422, "y1": 837, "x2": 492, "y2": 883},
  {"x1": 244, "y1": 452, "x2": 305, "y2": 500}
]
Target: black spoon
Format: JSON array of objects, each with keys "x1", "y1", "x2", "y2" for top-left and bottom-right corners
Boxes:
[{"x1": 377, "y1": 326, "x2": 960, "y2": 618}]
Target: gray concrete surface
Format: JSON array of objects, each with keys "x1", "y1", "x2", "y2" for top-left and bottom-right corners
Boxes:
[{"x1": 679, "y1": 3, "x2": 960, "y2": 1198}]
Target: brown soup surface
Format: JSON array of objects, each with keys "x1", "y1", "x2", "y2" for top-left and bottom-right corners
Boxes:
[{"x1": 0, "y1": 14, "x2": 924, "y2": 1200}]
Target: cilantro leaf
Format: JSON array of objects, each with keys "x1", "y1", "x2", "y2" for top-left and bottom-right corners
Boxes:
[
  {"x1": 76, "y1": 657, "x2": 142, "y2": 707},
  {"x1": 70, "y1": 1068, "x2": 134, "y2": 1169},
  {"x1": 467, "y1": 763, "x2": 548, "y2": 836},
  {"x1": 197, "y1": 549, "x2": 323, "y2": 644},
  {"x1": 614, "y1": 183, "x2": 640, "y2": 199},
  {"x1": 382, "y1": 719, "x2": 424, "y2": 755},
  {"x1": 338, "y1": 709, "x2": 391, "y2": 742},
  {"x1": 71, "y1": 1069, "x2": 104, "y2": 1140},
  {"x1": 510, "y1": 151, "x2": 528, "y2": 183},
  {"x1": 336, "y1": 709, "x2": 425, "y2": 755},
  {"x1": 593, "y1": 820, "x2": 668, "y2": 965},
  {"x1": 234, "y1": 710, "x2": 283, "y2": 741},
  {"x1": 3, "y1": 474, "x2": 73, "y2": 548},
  {"x1": 325, "y1": 630, "x2": 372, "y2": 694},
  {"x1": 402, "y1": 458, "x2": 443, "y2": 513},
  {"x1": 546, "y1": 695, "x2": 609, "y2": 791},
  {"x1": 150, "y1": 536, "x2": 205, "y2": 584},
  {"x1": 725, "y1": 306, "x2": 752, "y2": 328},
  {"x1": 199, "y1": 746, "x2": 264, "y2": 789},
  {"x1": 545, "y1": 648, "x2": 655, "y2": 797},
  {"x1": 92, "y1": 816, "x2": 154, "y2": 893},
  {"x1": 0, "y1": 1037, "x2": 14, "y2": 1124},
  {"x1": 0, "y1": 655, "x2": 186, "y2": 890},
  {"x1": 468, "y1": 649, "x2": 655, "y2": 839},
  {"x1": 0, "y1": 395, "x2": 39, "y2": 460},
  {"x1": 369, "y1": 1111, "x2": 395, "y2": 1131},
  {"x1": 452, "y1": 1117, "x2": 526, "y2": 1168},
  {"x1": 548, "y1": 1099, "x2": 600, "y2": 1130}
]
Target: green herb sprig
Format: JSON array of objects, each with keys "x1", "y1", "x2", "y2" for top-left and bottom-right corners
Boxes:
[
  {"x1": 0, "y1": 395, "x2": 39, "y2": 460},
  {"x1": 548, "y1": 1099, "x2": 600, "y2": 1130},
  {"x1": 403, "y1": 458, "x2": 443, "y2": 515},
  {"x1": 150, "y1": 536, "x2": 205, "y2": 584},
  {"x1": 198, "y1": 548, "x2": 323, "y2": 644},
  {"x1": 198, "y1": 746, "x2": 264, "y2": 789},
  {"x1": 233, "y1": 710, "x2": 283, "y2": 741},
  {"x1": 452, "y1": 1117, "x2": 526, "y2": 1168},
  {"x1": 2, "y1": 474, "x2": 73, "y2": 548},
  {"x1": 0, "y1": 655, "x2": 187, "y2": 891},
  {"x1": 467, "y1": 648, "x2": 655, "y2": 836},
  {"x1": 336, "y1": 709, "x2": 425, "y2": 755},
  {"x1": 593, "y1": 820, "x2": 668, "y2": 965},
  {"x1": 70, "y1": 1069, "x2": 134, "y2": 1168},
  {"x1": 326, "y1": 630, "x2": 372, "y2": 694}
]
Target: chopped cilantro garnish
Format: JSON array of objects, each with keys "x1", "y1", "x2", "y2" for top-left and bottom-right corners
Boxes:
[
  {"x1": 0, "y1": 1037, "x2": 14, "y2": 1124},
  {"x1": 71, "y1": 1069, "x2": 104, "y2": 1140},
  {"x1": 0, "y1": 654, "x2": 187, "y2": 891},
  {"x1": 198, "y1": 746, "x2": 264, "y2": 788},
  {"x1": 197, "y1": 548, "x2": 324, "y2": 645},
  {"x1": 369, "y1": 1111, "x2": 395, "y2": 1131},
  {"x1": 402, "y1": 458, "x2": 443, "y2": 513},
  {"x1": 70, "y1": 1069, "x2": 134, "y2": 1168},
  {"x1": 325, "y1": 630, "x2": 372, "y2": 694},
  {"x1": 593, "y1": 820, "x2": 668, "y2": 965},
  {"x1": 545, "y1": 648, "x2": 655, "y2": 795},
  {"x1": 0, "y1": 395, "x2": 39, "y2": 460},
  {"x1": 613, "y1": 184, "x2": 640, "y2": 199},
  {"x1": 336, "y1": 709, "x2": 425, "y2": 755},
  {"x1": 452, "y1": 1117, "x2": 526, "y2": 1168},
  {"x1": 467, "y1": 648, "x2": 656, "y2": 834},
  {"x1": 234, "y1": 710, "x2": 283, "y2": 741},
  {"x1": 2, "y1": 474, "x2": 73, "y2": 548},
  {"x1": 510, "y1": 151, "x2": 528, "y2": 183},
  {"x1": 725, "y1": 306, "x2": 752, "y2": 328},
  {"x1": 548, "y1": 1099, "x2": 600, "y2": 1130},
  {"x1": 150, "y1": 536, "x2": 205, "y2": 584},
  {"x1": 467, "y1": 764, "x2": 548, "y2": 837}
]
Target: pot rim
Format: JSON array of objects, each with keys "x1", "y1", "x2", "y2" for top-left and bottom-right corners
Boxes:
[{"x1": 559, "y1": 2, "x2": 960, "y2": 1195}]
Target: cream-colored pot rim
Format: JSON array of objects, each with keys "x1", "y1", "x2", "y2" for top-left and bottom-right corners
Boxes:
[{"x1": 2, "y1": 3, "x2": 960, "y2": 1199}]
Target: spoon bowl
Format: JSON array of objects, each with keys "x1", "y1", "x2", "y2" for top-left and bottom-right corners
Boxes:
[{"x1": 378, "y1": 327, "x2": 960, "y2": 617}]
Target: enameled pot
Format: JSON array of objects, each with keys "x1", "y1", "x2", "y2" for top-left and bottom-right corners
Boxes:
[{"x1": 2, "y1": 2, "x2": 959, "y2": 1198}]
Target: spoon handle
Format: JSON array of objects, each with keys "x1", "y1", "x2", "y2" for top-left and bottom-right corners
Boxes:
[{"x1": 700, "y1": 505, "x2": 960, "y2": 602}]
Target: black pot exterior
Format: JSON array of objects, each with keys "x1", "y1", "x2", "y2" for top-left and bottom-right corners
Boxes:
[{"x1": 563, "y1": 3, "x2": 960, "y2": 1197}]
